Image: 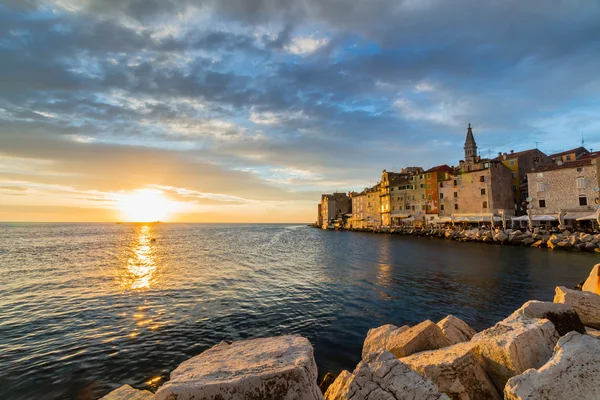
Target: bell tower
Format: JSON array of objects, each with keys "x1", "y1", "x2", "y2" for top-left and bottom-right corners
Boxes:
[{"x1": 464, "y1": 123, "x2": 477, "y2": 163}]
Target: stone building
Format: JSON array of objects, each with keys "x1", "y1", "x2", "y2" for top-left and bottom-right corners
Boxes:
[
  {"x1": 549, "y1": 146, "x2": 589, "y2": 164},
  {"x1": 380, "y1": 170, "x2": 407, "y2": 226},
  {"x1": 380, "y1": 168, "x2": 424, "y2": 226},
  {"x1": 364, "y1": 185, "x2": 381, "y2": 227},
  {"x1": 320, "y1": 192, "x2": 351, "y2": 228},
  {"x1": 424, "y1": 165, "x2": 453, "y2": 221},
  {"x1": 438, "y1": 125, "x2": 515, "y2": 219},
  {"x1": 494, "y1": 148, "x2": 553, "y2": 213},
  {"x1": 527, "y1": 152, "x2": 600, "y2": 225}
]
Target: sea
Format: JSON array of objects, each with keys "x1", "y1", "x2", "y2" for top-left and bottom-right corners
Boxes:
[{"x1": 0, "y1": 223, "x2": 596, "y2": 399}]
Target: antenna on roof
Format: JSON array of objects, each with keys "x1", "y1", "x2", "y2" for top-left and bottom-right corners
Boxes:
[
  {"x1": 582, "y1": 132, "x2": 585, "y2": 147},
  {"x1": 534, "y1": 141, "x2": 541, "y2": 149}
]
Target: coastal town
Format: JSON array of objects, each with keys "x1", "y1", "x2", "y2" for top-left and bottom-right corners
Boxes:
[{"x1": 317, "y1": 124, "x2": 600, "y2": 231}]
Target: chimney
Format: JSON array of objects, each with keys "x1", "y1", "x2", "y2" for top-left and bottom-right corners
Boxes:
[
  {"x1": 503, "y1": 153, "x2": 507, "y2": 160},
  {"x1": 510, "y1": 150, "x2": 514, "y2": 154},
  {"x1": 498, "y1": 152, "x2": 502, "y2": 157}
]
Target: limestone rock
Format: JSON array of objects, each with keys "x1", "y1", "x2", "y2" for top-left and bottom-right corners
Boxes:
[
  {"x1": 531, "y1": 240, "x2": 544, "y2": 248},
  {"x1": 496, "y1": 231, "x2": 508, "y2": 242},
  {"x1": 582, "y1": 264, "x2": 600, "y2": 295},
  {"x1": 324, "y1": 351, "x2": 449, "y2": 400},
  {"x1": 402, "y1": 342, "x2": 501, "y2": 400},
  {"x1": 100, "y1": 385, "x2": 154, "y2": 400},
  {"x1": 436, "y1": 315, "x2": 476, "y2": 345},
  {"x1": 319, "y1": 372, "x2": 337, "y2": 394},
  {"x1": 470, "y1": 314, "x2": 559, "y2": 391},
  {"x1": 155, "y1": 335, "x2": 323, "y2": 400},
  {"x1": 504, "y1": 332, "x2": 600, "y2": 400},
  {"x1": 586, "y1": 326, "x2": 600, "y2": 339},
  {"x1": 323, "y1": 370, "x2": 352, "y2": 400},
  {"x1": 362, "y1": 324, "x2": 409, "y2": 359},
  {"x1": 522, "y1": 238, "x2": 535, "y2": 245},
  {"x1": 386, "y1": 320, "x2": 451, "y2": 358},
  {"x1": 581, "y1": 233, "x2": 593, "y2": 243},
  {"x1": 509, "y1": 300, "x2": 585, "y2": 336},
  {"x1": 585, "y1": 242, "x2": 597, "y2": 251},
  {"x1": 554, "y1": 286, "x2": 600, "y2": 329}
]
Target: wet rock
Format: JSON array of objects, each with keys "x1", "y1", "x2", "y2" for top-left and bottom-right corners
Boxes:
[
  {"x1": 436, "y1": 315, "x2": 476, "y2": 345},
  {"x1": 386, "y1": 320, "x2": 451, "y2": 358},
  {"x1": 362, "y1": 324, "x2": 409, "y2": 359},
  {"x1": 581, "y1": 233, "x2": 594, "y2": 243},
  {"x1": 531, "y1": 240, "x2": 544, "y2": 248},
  {"x1": 546, "y1": 235, "x2": 560, "y2": 249},
  {"x1": 495, "y1": 231, "x2": 508, "y2": 242},
  {"x1": 402, "y1": 342, "x2": 501, "y2": 400},
  {"x1": 100, "y1": 385, "x2": 154, "y2": 400},
  {"x1": 582, "y1": 264, "x2": 600, "y2": 295},
  {"x1": 504, "y1": 332, "x2": 600, "y2": 400},
  {"x1": 155, "y1": 335, "x2": 323, "y2": 400},
  {"x1": 470, "y1": 314, "x2": 559, "y2": 391},
  {"x1": 318, "y1": 372, "x2": 337, "y2": 394},
  {"x1": 522, "y1": 238, "x2": 535, "y2": 246},
  {"x1": 509, "y1": 300, "x2": 585, "y2": 336},
  {"x1": 554, "y1": 286, "x2": 600, "y2": 329},
  {"x1": 324, "y1": 351, "x2": 449, "y2": 400}
]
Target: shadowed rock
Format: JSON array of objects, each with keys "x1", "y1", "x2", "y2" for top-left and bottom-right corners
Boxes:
[
  {"x1": 509, "y1": 300, "x2": 585, "y2": 336},
  {"x1": 554, "y1": 286, "x2": 600, "y2": 329},
  {"x1": 505, "y1": 332, "x2": 600, "y2": 400}
]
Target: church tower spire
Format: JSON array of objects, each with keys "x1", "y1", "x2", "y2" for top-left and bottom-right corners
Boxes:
[{"x1": 464, "y1": 123, "x2": 477, "y2": 163}]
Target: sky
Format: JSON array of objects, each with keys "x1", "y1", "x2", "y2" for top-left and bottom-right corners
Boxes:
[{"x1": 1, "y1": 0, "x2": 599, "y2": 222}]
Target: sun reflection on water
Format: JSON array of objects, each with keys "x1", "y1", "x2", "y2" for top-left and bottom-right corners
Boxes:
[{"x1": 121, "y1": 225, "x2": 158, "y2": 290}]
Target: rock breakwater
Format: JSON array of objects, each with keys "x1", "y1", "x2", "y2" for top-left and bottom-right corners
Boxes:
[{"x1": 102, "y1": 264, "x2": 600, "y2": 400}]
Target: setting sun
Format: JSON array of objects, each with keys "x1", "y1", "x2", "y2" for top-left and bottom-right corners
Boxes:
[{"x1": 117, "y1": 189, "x2": 176, "y2": 222}]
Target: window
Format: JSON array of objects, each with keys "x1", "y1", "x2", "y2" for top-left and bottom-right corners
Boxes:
[
  {"x1": 398, "y1": 197, "x2": 401, "y2": 201},
  {"x1": 577, "y1": 167, "x2": 583, "y2": 172},
  {"x1": 454, "y1": 192, "x2": 458, "y2": 198},
  {"x1": 579, "y1": 196, "x2": 588, "y2": 206},
  {"x1": 421, "y1": 205, "x2": 426, "y2": 210},
  {"x1": 511, "y1": 172, "x2": 516, "y2": 179},
  {"x1": 392, "y1": 205, "x2": 395, "y2": 210},
  {"x1": 391, "y1": 187, "x2": 394, "y2": 191},
  {"x1": 454, "y1": 204, "x2": 459, "y2": 210},
  {"x1": 577, "y1": 178, "x2": 586, "y2": 189},
  {"x1": 539, "y1": 199, "x2": 546, "y2": 208},
  {"x1": 420, "y1": 175, "x2": 424, "y2": 180},
  {"x1": 566, "y1": 155, "x2": 572, "y2": 161},
  {"x1": 480, "y1": 175, "x2": 485, "y2": 182},
  {"x1": 481, "y1": 188, "x2": 486, "y2": 195},
  {"x1": 439, "y1": 182, "x2": 444, "y2": 188},
  {"x1": 421, "y1": 194, "x2": 425, "y2": 199},
  {"x1": 368, "y1": 202, "x2": 371, "y2": 207},
  {"x1": 440, "y1": 193, "x2": 444, "y2": 199},
  {"x1": 484, "y1": 162, "x2": 489, "y2": 168},
  {"x1": 412, "y1": 195, "x2": 415, "y2": 200},
  {"x1": 427, "y1": 183, "x2": 431, "y2": 190},
  {"x1": 537, "y1": 183, "x2": 546, "y2": 192},
  {"x1": 440, "y1": 204, "x2": 445, "y2": 211},
  {"x1": 426, "y1": 173, "x2": 431, "y2": 179},
  {"x1": 411, "y1": 205, "x2": 415, "y2": 210},
  {"x1": 512, "y1": 185, "x2": 517, "y2": 192},
  {"x1": 428, "y1": 194, "x2": 432, "y2": 200},
  {"x1": 509, "y1": 160, "x2": 515, "y2": 166},
  {"x1": 453, "y1": 179, "x2": 458, "y2": 186},
  {"x1": 406, "y1": 205, "x2": 410, "y2": 210},
  {"x1": 385, "y1": 204, "x2": 389, "y2": 210},
  {"x1": 482, "y1": 201, "x2": 488, "y2": 209}
]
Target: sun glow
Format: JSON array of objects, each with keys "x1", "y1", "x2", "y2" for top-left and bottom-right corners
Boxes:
[{"x1": 117, "y1": 189, "x2": 176, "y2": 222}]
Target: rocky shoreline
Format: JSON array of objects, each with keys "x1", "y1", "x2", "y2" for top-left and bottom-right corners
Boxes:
[
  {"x1": 101, "y1": 265, "x2": 600, "y2": 400},
  {"x1": 320, "y1": 224, "x2": 600, "y2": 253}
]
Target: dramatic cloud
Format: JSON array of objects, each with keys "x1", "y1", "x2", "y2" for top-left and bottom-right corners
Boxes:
[{"x1": 0, "y1": 0, "x2": 599, "y2": 221}]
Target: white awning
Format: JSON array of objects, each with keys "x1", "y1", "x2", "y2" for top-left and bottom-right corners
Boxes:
[
  {"x1": 436, "y1": 217, "x2": 453, "y2": 223},
  {"x1": 532, "y1": 215, "x2": 557, "y2": 222},
  {"x1": 401, "y1": 217, "x2": 415, "y2": 223},
  {"x1": 576, "y1": 212, "x2": 598, "y2": 221},
  {"x1": 564, "y1": 212, "x2": 594, "y2": 220},
  {"x1": 511, "y1": 215, "x2": 529, "y2": 221}
]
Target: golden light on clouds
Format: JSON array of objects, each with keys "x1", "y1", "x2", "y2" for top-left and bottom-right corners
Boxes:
[{"x1": 117, "y1": 189, "x2": 177, "y2": 222}]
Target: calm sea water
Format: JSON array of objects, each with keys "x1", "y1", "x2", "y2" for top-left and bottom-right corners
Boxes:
[{"x1": 0, "y1": 223, "x2": 597, "y2": 399}]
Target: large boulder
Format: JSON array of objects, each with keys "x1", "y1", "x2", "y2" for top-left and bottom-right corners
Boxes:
[
  {"x1": 509, "y1": 300, "x2": 585, "y2": 336},
  {"x1": 324, "y1": 351, "x2": 449, "y2": 400},
  {"x1": 586, "y1": 326, "x2": 600, "y2": 339},
  {"x1": 436, "y1": 315, "x2": 476, "y2": 345},
  {"x1": 385, "y1": 320, "x2": 451, "y2": 358},
  {"x1": 362, "y1": 324, "x2": 409, "y2": 359},
  {"x1": 470, "y1": 314, "x2": 559, "y2": 391},
  {"x1": 504, "y1": 332, "x2": 600, "y2": 400},
  {"x1": 100, "y1": 385, "x2": 154, "y2": 400},
  {"x1": 401, "y1": 342, "x2": 501, "y2": 400},
  {"x1": 155, "y1": 335, "x2": 324, "y2": 400},
  {"x1": 554, "y1": 286, "x2": 600, "y2": 329},
  {"x1": 582, "y1": 264, "x2": 600, "y2": 295}
]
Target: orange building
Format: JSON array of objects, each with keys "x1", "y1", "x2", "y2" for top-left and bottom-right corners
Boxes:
[{"x1": 424, "y1": 165, "x2": 453, "y2": 214}]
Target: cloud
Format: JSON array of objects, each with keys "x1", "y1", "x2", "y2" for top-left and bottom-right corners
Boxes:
[{"x1": 0, "y1": 0, "x2": 599, "y2": 221}]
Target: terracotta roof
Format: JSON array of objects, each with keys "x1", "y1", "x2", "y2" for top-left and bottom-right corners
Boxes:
[
  {"x1": 425, "y1": 164, "x2": 453, "y2": 174},
  {"x1": 577, "y1": 151, "x2": 600, "y2": 160},
  {"x1": 549, "y1": 146, "x2": 588, "y2": 159},
  {"x1": 533, "y1": 158, "x2": 593, "y2": 172},
  {"x1": 493, "y1": 148, "x2": 541, "y2": 161}
]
